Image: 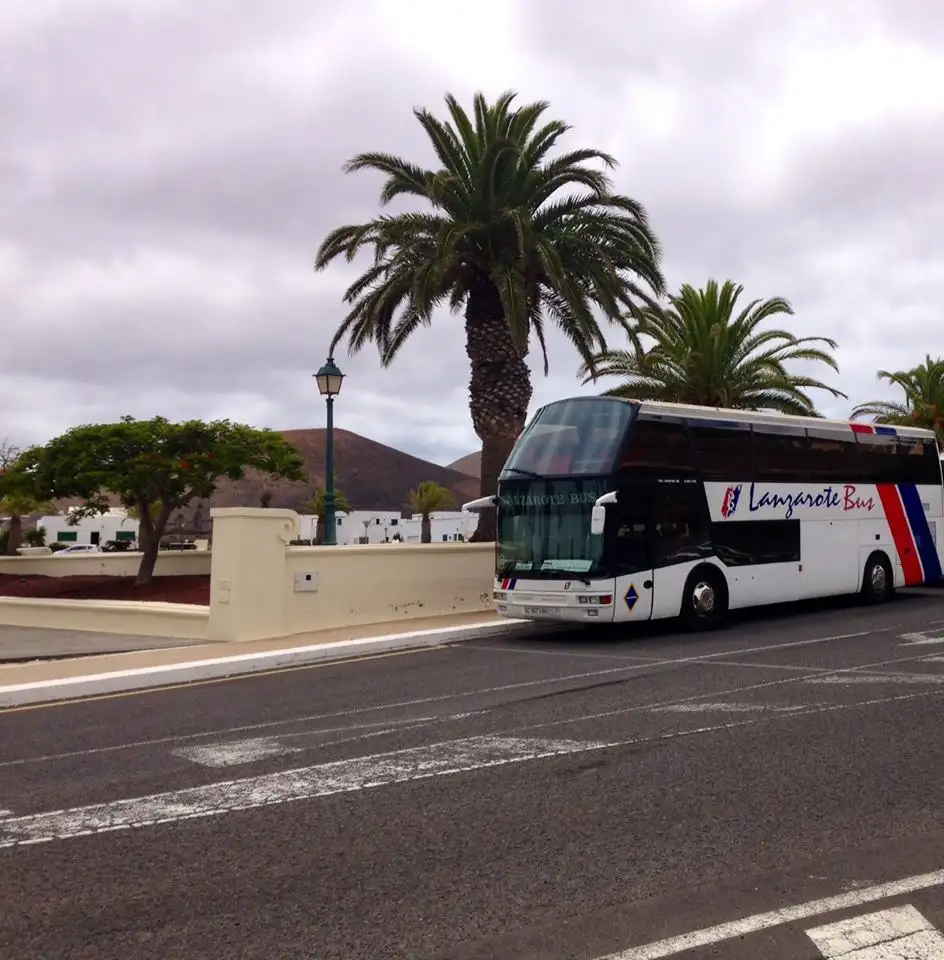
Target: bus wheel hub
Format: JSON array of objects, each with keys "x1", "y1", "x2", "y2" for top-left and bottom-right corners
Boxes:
[
  {"x1": 871, "y1": 564, "x2": 887, "y2": 592},
  {"x1": 692, "y1": 582, "x2": 715, "y2": 615}
]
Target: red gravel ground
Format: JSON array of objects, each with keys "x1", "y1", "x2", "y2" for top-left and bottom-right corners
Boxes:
[{"x1": 0, "y1": 574, "x2": 210, "y2": 605}]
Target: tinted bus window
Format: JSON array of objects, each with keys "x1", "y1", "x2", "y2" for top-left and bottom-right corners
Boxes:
[
  {"x1": 751, "y1": 424, "x2": 809, "y2": 482},
  {"x1": 855, "y1": 432, "x2": 899, "y2": 483},
  {"x1": 689, "y1": 421, "x2": 754, "y2": 481},
  {"x1": 620, "y1": 415, "x2": 696, "y2": 477},
  {"x1": 897, "y1": 437, "x2": 943, "y2": 485},
  {"x1": 502, "y1": 398, "x2": 634, "y2": 478},
  {"x1": 806, "y1": 427, "x2": 860, "y2": 482}
]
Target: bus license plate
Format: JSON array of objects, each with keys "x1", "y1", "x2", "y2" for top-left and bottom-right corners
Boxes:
[{"x1": 523, "y1": 606, "x2": 560, "y2": 617}]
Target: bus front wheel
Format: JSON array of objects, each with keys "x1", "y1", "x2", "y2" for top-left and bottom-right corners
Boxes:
[
  {"x1": 861, "y1": 553, "x2": 894, "y2": 605},
  {"x1": 680, "y1": 566, "x2": 728, "y2": 631}
]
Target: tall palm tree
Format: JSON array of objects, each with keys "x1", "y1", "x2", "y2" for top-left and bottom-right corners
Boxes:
[
  {"x1": 314, "y1": 90, "x2": 664, "y2": 541},
  {"x1": 580, "y1": 279, "x2": 846, "y2": 414},
  {"x1": 851, "y1": 355, "x2": 944, "y2": 440},
  {"x1": 409, "y1": 481, "x2": 456, "y2": 544},
  {"x1": 303, "y1": 487, "x2": 353, "y2": 544}
]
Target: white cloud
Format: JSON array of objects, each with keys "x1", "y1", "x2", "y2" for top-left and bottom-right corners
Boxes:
[{"x1": 3, "y1": 0, "x2": 943, "y2": 462}]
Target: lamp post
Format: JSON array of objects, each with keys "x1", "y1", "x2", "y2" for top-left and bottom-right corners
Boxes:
[{"x1": 314, "y1": 356, "x2": 345, "y2": 546}]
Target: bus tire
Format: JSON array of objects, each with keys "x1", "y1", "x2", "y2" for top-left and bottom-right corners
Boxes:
[
  {"x1": 680, "y1": 566, "x2": 728, "y2": 631},
  {"x1": 861, "y1": 552, "x2": 893, "y2": 604}
]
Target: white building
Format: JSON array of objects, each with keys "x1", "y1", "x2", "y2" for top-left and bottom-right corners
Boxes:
[
  {"x1": 295, "y1": 509, "x2": 477, "y2": 545},
  {"x1": 36, "y1": 507, "x2": 139, "y2": 548},
  {"x1": 297, "y1": 510, "x2": 404, "y2": 545},
  {"x1": 400, "y1": 511, "x2": 478, "y2": 544}
]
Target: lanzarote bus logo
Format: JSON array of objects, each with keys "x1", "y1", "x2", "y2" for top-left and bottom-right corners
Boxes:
[{"x1": 721, "y1": 484, "x2": 742, "y2": 519}]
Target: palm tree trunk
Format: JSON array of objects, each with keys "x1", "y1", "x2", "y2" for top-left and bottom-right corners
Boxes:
[
  {"x1": 464, "y1": 278, "x2": 532, "y2": 542},
  {"x1": 421, "y1": 514, "x2": 431, "y2": 543}
]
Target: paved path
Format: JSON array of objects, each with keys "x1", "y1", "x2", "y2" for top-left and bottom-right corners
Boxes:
[
  {"x1": 0, "y1": 625, "x2": 203, "y2": 661},
  {"x1": 4, "y1": 592, "x2": 944, "y2": 958}
]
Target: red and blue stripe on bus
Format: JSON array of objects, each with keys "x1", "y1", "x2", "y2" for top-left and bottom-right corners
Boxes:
[{"x1": 851, "y1": 422, "x2": 943, "y2": 585}]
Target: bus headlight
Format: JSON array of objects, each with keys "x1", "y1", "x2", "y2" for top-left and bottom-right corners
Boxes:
[{"x1": 494, "y1": 591, "x2": 507, "y2": 601}]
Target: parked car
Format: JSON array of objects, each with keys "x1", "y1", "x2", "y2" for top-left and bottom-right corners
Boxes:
[{"x1": 53, "y1": 543, "x2": 102, "y2": 555}]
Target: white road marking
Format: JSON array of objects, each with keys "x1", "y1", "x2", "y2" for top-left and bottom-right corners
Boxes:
[
  {"x1": 0, "y1": 810, "x2": 12, "y2": 817},
  {"x1": 0, "y1": 735, "x2": 610, "y2": 850},
  {"x1": 805, "y1": 904, "x2": 944, "y2": 957},
  {"x1": 173, "y1": 737, "x2": 302, "y2": 767},
  {"x1": 650, "y1": 703, "x2": 805, "y2": 713},
  {"x1": 0, "y1": 628, "x2": 874, "y2": 771},
  {"x1": 805, "y1": 674, "x2": 944, "y2": 685},
  {"x1": 6, "y1": 677, "x2": 944, "y2": 854},
  {"x1": 899, "y1": 631, "x2": 944, "y2": 646},
  {"x1": 521, "y1": 649, "x2": 944, "y2": 733},
  {"x1": 596, "y1": 868, "x2": 944, "y2": 959}
]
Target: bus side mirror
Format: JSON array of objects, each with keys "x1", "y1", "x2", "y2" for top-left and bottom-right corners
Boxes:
[{"x1": 590, "y1": 490, "x2": 617, "y2": 536}]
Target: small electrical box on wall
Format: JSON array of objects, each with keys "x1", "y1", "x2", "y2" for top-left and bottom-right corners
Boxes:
[{"x1": 293, "y1": 571, "x2": 319, "y2": 593}]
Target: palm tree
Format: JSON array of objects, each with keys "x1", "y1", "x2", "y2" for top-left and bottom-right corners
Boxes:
[
  {"x1": 0, "y1": 491, "x2": 55, "y2": 555},
  {"x1": 851, "y1": 355, "x2": 944, "y2": 440},
  {"x1": 409, "y1": 481, "x2": 456, "y2": 543},
  {"x1": 314, "y1": 90, "x2": 664, "y2": 541},
  {"x1": 303, "y1": 487, "x2": 353, "y2": 544},
  {"x1": 580, "y1": 279, "x2": 846, "y2": 414}
]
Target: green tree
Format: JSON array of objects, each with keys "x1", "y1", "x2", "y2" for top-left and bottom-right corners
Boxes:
[
  {"x1": 0, "y1": 441, "x2": 54, "y2": 555},
  {"x1": 580, "y1": 279, "x2": 845, "y2": 414},
  {"x1": 12, "y1": 416, "x2": 305, "y2": 584},
  {"x1": 409, "y1": 481, "x2": 456, "y2": 544},
  {"x1": 303, "y1": 487, "x2": 353, "y2": 545},
  {"x1": 314, "y1": 90, "x2": 664, "y2": 541},
  {"x1": 851, "y1": 355, "x2": 944, "y2": 440}
]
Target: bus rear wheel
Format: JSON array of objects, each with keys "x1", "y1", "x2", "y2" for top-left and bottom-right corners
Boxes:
[
  {"x1": 680, "y1": 567, "x2": 728, "y2": 631},
  {"x1": 861, "y1": 553, "x2": 893, "y2": 605}
]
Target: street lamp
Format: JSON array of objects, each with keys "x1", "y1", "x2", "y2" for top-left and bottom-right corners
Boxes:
[{"x1": 314, "y1": 356, "x2": 345, "y2": 546}]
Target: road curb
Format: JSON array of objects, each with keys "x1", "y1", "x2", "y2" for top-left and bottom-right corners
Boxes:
[{"x1": 0, "y1": 618, "x2": 530, "y2": 708}]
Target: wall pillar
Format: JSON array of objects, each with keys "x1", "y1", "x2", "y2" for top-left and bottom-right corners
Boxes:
[{"x1": 208, "y1": 507, "x2": 298, "y2": 642}]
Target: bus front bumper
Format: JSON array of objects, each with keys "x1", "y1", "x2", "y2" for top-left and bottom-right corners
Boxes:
[{"x1": 492, "y1": 582, "x2": 617, "y2": 624}]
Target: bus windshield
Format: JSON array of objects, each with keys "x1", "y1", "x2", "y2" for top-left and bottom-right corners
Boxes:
[
  {"x1": 502, "y1": 398, "x2": 635, "y2": 478},
  {"x1": 496, "y1": 477, "x2": 610, "y2": 578}
]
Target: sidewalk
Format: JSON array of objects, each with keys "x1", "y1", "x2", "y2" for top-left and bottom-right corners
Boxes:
[
  {"x1": 0, "y1": 626, "x2": 203, "y2": 662},
  {"x1": 0, "y1": 611, "x2": 530, "y2": 708}
]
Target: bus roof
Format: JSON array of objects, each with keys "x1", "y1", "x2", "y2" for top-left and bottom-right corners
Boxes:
[
  {"x1": 548, "y1": 396, "x2": 937, "y2": 441},
  {"x1": 635, "y1": 399, "x2": 936, "y2": 440}
]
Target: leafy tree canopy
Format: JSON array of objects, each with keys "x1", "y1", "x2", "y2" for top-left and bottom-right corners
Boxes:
[{"x1": 12, "y1": 416, "x2": 305, "y2": 583}]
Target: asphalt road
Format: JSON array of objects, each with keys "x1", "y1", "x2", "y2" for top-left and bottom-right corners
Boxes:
[{"x1": 5, "y1": 591, "x2": 944, "y2": 959}]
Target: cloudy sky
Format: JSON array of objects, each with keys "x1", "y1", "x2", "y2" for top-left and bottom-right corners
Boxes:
[{"x1": 4, "y1": 0, "x2": 943, "y2": 465}]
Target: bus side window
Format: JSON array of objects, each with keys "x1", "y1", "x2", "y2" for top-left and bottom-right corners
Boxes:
[
  {"x1": 620, "y1": 416, "x2": 696, "y2": 477},
  {"x1": 806, "y1": 428, "x2": 860, "y2": 482},
  {"x1": 855, "y1": 433, "x2": 898, "y2": 483},
  {"x1": 896, "y1": 437, "x2": 943, "y2": 485},
  {"x1": 688, "y1": 422, "x2": 754, "y2": 481},
  {"x1": 751, "y1": 425, "x2": 809, "y2": 482},
  {"x1": 651, "y1": 480, "x2": 711, "y2": 566}
]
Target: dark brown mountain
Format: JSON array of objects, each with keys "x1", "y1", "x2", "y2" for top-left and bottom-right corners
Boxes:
[
  {"x1": 446, "y1": 451, "x2": 481, "y2": 478},
  {"x1": 177, "y1": 429, "x2": 480, "y2": 531}
]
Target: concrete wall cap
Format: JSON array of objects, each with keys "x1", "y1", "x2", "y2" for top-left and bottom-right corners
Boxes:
[{"x1": 210, "y1": 507, "x2": 298, "y2": 521}]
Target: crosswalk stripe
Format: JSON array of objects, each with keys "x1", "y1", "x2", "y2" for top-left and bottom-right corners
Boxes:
[{"x1": 805, "y1": 904, "x2": 944, "y2": 957}]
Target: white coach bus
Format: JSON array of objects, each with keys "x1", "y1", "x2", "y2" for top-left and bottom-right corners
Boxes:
[{"x1": 464, "y1": 398, "x2": 944, "y2": 630}]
